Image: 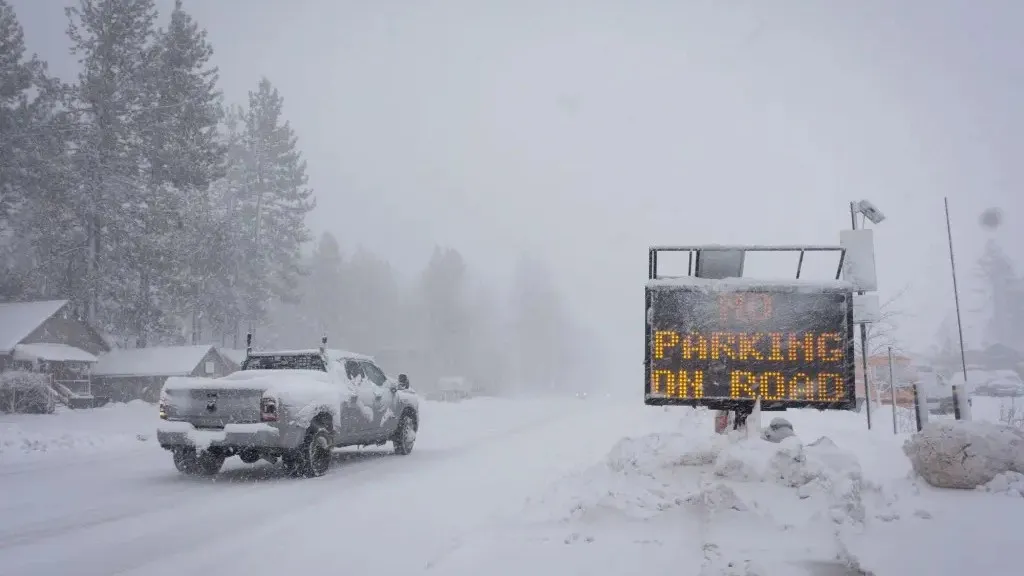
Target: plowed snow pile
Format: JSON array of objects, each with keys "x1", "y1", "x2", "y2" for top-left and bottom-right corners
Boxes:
[
  {"x1": 428, "y1": 408, "x2": 1024, "y2": 576},
  {"x1": 903, "y1": 419, "x2": 1024, "y2": 489}
]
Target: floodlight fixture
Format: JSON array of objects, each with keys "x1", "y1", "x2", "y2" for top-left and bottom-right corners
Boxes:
[{"x1": 855, "y1": 200, "x2": 886, "y2": 225}]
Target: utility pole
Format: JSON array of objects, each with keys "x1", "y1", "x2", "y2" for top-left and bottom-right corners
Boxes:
[
  {"x1": 851, "y1": 202, "x2": 873, "y2": 430},
  {"x1": 944, "y1": 197, "x2": 969, "y2": 420}
]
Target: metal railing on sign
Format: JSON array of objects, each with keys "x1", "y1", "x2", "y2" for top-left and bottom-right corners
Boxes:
[{"x1": 647, "y1": 245, "x2": 847, "y2": 281}]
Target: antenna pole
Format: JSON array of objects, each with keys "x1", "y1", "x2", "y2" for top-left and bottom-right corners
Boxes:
[
  {"x1": 944, "y1": 197, "x2": 969, "y2": 419},
  {"x1": 851, "y1": 201, "x2": 873, "y2": 429}
]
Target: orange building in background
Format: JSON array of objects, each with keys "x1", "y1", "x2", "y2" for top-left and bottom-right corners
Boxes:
[{"x1": 855, "y1": 353, "x2": 916, "y2": 405}]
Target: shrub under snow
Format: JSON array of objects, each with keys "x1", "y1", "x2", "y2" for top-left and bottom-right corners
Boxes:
[
  {"x1": 0, "y1": 370, "x2": 54, "y2": 414},
  {"x1": 902, "y1": 420, "x2": 1024, "y2": 489}
]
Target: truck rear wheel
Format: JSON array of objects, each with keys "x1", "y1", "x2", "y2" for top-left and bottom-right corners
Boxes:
[
  {"x1": 172, "y1": 448, "x2": 224, "y2": 476},
  {"x1": 289, "y1": 426, "x2": 332, "y2": 478}
]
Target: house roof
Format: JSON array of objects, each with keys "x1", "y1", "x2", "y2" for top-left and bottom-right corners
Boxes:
[
  {"x1": 92, "y1": 345, "x2": 217, "y2": 378},
  {"x1": 220, "y1": 348, "x2": 246, "y2": 366},
  {"x1": 13, "y1": 343, "x2": 98, "y2": 363},
  {"x1": 0, "y1": 300, "x2": 69, "y2": 354}
]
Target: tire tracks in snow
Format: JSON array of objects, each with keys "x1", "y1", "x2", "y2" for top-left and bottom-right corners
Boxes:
[
  {"x1": 114, "y1": 403, "x2": 618, "y2": 576},
  {"x1": 0, "y1": 403, "x2": 575, "y2": 576}
]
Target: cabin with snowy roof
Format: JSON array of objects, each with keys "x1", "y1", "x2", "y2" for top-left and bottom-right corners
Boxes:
[
  {"x1": 90, "y1": 345, "x2": 236, "y2": 403},
  {"x1": 0, "y1": 299, "x2": 111, "y2": 409},
  {"x1": 218, "y1": 348, "x2": 247, "y2": 370}
]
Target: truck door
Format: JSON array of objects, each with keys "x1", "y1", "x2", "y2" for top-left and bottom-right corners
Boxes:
[
  {"x1": 360, "y1": 361, "x2": 398, "y2": 436},
  {"x1": 336, "y1": 359, "x2": 372, "y2": 440}
]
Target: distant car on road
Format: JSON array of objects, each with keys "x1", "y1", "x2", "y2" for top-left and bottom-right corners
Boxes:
[
  {"x1": 427, "y1": 376, "x2": 472, "y2": 402},
  {"x1": 157, "y1": 343, "x2": 420, "y2": 478},
  {"x1": 950, "y1": 369, "x2": 1024, "y2": 398}
]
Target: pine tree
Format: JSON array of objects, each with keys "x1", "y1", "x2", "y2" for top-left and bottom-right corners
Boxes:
[
  {"x1": 0, "y1": 0, "x2": 38, "y2": 297},
  {"x1": 344, "y1": 247, "x2": 400, "y2": 352},
  {"x1": 65, "y1": 0, "x2": 158, "y2": 336},
  {"x1": 0, "y1": 0, "x2": 72, "y2": 302},
  {"x1": 976, "y1": 239, "x2": 1024, "y2": 351},
  {"x1": 138, "y1": 0, "x2": 226, "y2": 345},
  {"x1": 235, "y1": 78, "x2": 315, "y2": 338},
  {"x1": 0, "y1": 0, "x2": 31, "y2": 228},
  {"x1": 305, "y1": 232, "x2": 346, "y2": 339},
  {"x1": 509, "y1": 253, "x2": 573, "y2": 393},
  {"x1": 418, "y1": 246, "x2": 470, "y2": 377},
  {"x1": 261, "y1": 232, "x2": 347, "y2": 350},
  {"x1": 203, "y1": 104, "x2": 248, "y2": 346},
  {"x1": 462, "y1": 281, "x2": 508, "y2": 394}
]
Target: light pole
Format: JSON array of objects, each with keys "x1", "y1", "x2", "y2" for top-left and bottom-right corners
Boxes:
[
  {"x1": 944, "y1": 197, "x2": 969, "y2": 420},
  {"x1": 850, "y1": 200, "x2": 886, "y2": 430}
]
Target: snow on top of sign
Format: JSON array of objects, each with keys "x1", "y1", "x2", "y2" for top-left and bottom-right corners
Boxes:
[{"x1": 647, "y1": 276, "x2": 854, "y2": 293}]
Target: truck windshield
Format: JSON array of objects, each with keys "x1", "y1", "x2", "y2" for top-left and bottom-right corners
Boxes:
[{"x1": 242, "y1": 354, "x2": 327, "y2": 372}]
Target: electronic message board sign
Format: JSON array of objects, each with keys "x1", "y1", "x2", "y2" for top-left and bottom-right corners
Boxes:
[{"x1": 645, "y1": 283, "x2": 856, "y2": 411}]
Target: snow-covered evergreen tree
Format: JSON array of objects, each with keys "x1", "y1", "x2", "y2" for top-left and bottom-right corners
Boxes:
[
  {"x1": 417, "y1": 246, "x2": 470, "y2": 377},
  {"x1": 344, "y1": 246, "x2": 401, "y2": 353},
  {"x1": 304, "y1": 232, "x2": 346, "y2": 340},
  {"x1": 233, "y1": 78, "x2": 316, "y2": 339},
  {"x1": 976, "y1": 239, "x2": 1024, "y2": 351},
  {"x1": 65, "y1": 0, "x2": 159, "y2": 336},
  {"x1": 0, "y1": 0, "x2": 32, "y2": 230},
  {"x1": 201, "y1": 104, "x2": 248, "y2": 347},
  {"x1": 140, "y1": 0, "x2": 226, "y2": 345},
  {"x1": 508, "y1": 253, "x2": 575, "y2": 393},
  {"x1": 0, "y1": 0, "x2": 69, "y2": 302}
]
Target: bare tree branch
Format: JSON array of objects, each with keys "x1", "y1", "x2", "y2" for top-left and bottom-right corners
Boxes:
[{"x1": 858, "y1": 283, "x2": 912, "y2": 359}]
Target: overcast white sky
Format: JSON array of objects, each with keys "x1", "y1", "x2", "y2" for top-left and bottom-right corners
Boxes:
[{"x1": 10, "y1": 0, "x2": 1022, "y2": 382}]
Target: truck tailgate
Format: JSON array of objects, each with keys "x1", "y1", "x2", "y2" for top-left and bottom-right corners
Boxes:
[{"x1": 164, "y1": 383, "x2": 263, "y2": 428}]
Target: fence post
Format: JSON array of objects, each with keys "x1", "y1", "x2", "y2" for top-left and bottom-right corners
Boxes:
[
  {"x1": 952, "y1": 384, "x2": 962, "y2": 420},
  {"x1": 912, "y1": 383, "x2": 927, "y2": 432}
]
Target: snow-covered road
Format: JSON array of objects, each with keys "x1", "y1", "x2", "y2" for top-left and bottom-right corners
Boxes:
[
  {"x1": 0, "y1": 397, "x2": 677, "y2": 576},
  {"x1": 6, "y1": 397, "x2": 1024, "y2": 576}
]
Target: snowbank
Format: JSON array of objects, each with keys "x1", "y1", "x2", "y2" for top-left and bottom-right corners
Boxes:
[
  {"x1": 902, "y1": 419, "x2": 1024, "y2": 489},
  {"x1": 0, "y1": 400, "x2": 157, "y2": 462},
  {"x1": 495, "y1": 409, "x2": 889, "y2": 574},
  {"x1": 478, "y1": 407, "x2": 1024, "y2": 575}
]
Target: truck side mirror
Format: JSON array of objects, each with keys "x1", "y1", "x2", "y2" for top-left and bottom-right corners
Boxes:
[{"x1": 397, "y1": 374, "x2": 410, "y2": 390}]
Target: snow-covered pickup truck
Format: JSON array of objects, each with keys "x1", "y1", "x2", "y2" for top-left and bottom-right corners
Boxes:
[{"x1": 156, "y1": 347, "x2": 419, "y2": 478}]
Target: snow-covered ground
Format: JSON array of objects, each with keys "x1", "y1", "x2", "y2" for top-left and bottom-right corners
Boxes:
[
  {"x1": 2, "y1": 397, "x2": 1022, "y2": 575},
  {"x1": 1, "y1": 400, "x2": 156, "y2": 463}
]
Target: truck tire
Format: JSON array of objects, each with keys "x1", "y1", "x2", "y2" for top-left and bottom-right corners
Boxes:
[
  {"x1": 290, "y1": 426, "x2": 332, "y2": 478},
  {"x1": 172, "y1": 448, "x2": 224, "y2": 476},
  {"x1": 239, "y1": 449, "x2": 261, "y2": 464},
  {"x1": 393, "y1": 413, "x2": 417, "y2": 455}
]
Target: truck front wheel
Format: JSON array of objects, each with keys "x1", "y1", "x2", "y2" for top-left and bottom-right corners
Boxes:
[{"x1": 393, "y1": 413, "x2": 417, "y2": 455}]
